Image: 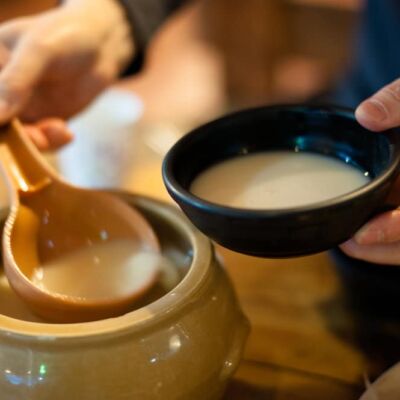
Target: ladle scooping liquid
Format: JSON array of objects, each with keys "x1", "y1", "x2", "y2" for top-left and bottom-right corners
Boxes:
[{"x1": 0, "y1": 120, "x2": 160, "y2": 323}]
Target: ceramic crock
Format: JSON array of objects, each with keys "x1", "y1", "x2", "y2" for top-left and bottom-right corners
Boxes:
[{"x1": 0, "y1": 193, "x2": 249, "y2": 400}]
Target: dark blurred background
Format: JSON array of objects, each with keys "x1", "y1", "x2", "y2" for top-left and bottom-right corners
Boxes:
[{"x1": 0, "y1": 0, "x2": 360, "y2": 122}]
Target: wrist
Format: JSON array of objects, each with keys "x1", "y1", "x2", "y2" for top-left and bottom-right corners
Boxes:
[{"x1": 62, "y1": 0, "x2": 135, "y2": 75}]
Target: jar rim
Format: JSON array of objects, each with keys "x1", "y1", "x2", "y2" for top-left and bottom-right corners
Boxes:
[{"x1": 0, "y1": 195, "x2": 213, "y2": 342}]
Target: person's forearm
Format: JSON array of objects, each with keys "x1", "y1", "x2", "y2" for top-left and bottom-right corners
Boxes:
[
  {"x1": 62, "y1": 0, "x2": 187, "y2": 74},
  {"x1": 61, "y1": 0, "x2": 135, "y2": 74}
]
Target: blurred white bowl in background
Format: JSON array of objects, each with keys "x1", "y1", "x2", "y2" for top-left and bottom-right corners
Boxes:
[{"x1": 58, "y1": 88, "x2": 144, "y2": 188}]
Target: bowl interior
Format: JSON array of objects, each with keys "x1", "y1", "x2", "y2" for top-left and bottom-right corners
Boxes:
[
  {"x1": 0, "y1": 196, "x2": 194, "y2": 324},
  {"x1": 167, "y1": 106, "x2": 396, "y2": 196}
]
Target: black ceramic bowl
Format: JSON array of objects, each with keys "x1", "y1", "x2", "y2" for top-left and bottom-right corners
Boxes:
[{"x1": 162, "y1": 105, "x2": 400, "y2": 257}]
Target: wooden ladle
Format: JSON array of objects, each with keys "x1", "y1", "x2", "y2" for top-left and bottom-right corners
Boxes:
[{"x1": 0, "y1": 120, "x2": 160, "y2": 323}]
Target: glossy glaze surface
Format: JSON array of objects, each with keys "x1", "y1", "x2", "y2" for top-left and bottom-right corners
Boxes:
[
  {"x1": 164, "y1": 105, "x2": 400, "y2": 257},
  {"x1": 0, "y1": 194, "x2": 249, "y2": 400}
]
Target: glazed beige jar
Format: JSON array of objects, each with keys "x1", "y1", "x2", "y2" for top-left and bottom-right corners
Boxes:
[{"x1": 0, "y1": 194, "x2": 249, "y2": 400}]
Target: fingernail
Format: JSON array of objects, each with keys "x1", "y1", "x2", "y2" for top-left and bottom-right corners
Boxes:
[
  {"x1": 340, "y1": 239, "x2": 354, "y2": 248},
  {"x1": 354, "y1": 226, "x2": 385, "y2": 245},
  {"x1": 357, "y1": 99, "x2": 388, "y2": 123}
]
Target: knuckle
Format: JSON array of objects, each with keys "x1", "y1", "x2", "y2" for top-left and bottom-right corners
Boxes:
[{"x1": 24, "y1": 35, "x2": 54, "y2": 56}]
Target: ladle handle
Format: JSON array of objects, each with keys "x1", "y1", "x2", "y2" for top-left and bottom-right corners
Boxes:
[{"x1": 0, "y1": 119, "x2": 53, "y2": 198}]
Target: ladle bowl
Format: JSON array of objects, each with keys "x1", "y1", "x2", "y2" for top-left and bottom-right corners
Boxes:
[{"x1": 0, "y1": 120, "x2": 160, "y2": 322}]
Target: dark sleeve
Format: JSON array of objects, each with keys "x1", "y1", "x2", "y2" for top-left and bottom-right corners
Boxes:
[{"x1": 118, "y1": 0, "x2": 187, "y2": 74}]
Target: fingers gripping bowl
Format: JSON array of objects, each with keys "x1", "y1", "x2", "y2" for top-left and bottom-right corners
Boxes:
[{"x1": 162, "y1": 105, "x2": 400, "y2": 257}]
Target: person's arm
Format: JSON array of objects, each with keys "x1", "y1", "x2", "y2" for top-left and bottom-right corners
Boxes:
[{"x1": 0, "y1": 0, "x2": 185, "y2": 150}]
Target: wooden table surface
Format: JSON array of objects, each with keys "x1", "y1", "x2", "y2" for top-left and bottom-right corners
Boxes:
[
  {"x1": 219, "y1": 246, "x2": 400, "y2": 399},
  {"x1": 289, "y1": 0, "x2": 360, "y2": 10}
]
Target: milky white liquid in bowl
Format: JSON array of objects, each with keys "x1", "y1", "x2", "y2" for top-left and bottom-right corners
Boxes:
[
  {"x1": 32, "y1": 239, "x2": 180, "y2": 300},
  {"x1": 190, "y1": 151, "x2": 371, "y2": 209}
]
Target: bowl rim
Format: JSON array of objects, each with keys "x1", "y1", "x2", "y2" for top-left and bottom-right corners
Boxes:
[
  {"x1": 0, "y1": 195, "x2": 214, "y2": 341},
  {"x1": 162, "y1": 104, "x2": 400, "y2": 218}
]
